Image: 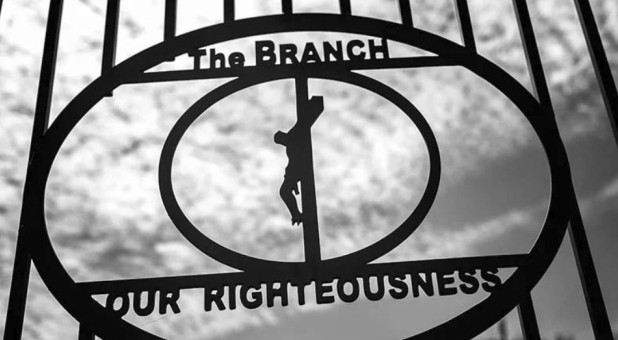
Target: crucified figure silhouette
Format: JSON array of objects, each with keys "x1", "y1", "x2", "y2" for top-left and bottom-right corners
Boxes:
[{"x1": 274, "y1": 95, "x2": 324, "y2": 226}]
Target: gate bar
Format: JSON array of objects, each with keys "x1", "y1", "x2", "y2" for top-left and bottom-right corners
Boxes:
[
  {"x1": 513, "y1": 0, "x2": 614, "y2": 338},
  {"x1": 78, "y1": 324, "x2": 94, "y2": 340},
  {"x1": 509, "y1": 13, "x2": 549, "y2": 340},
  {"x1": 512, "y1": 0, "x2": 552, "y2": 109},
  {"x1": 572, "y1": 0, "x2": 618, "y2": 148},
  {"x1": 569, "y1": 194, "x2": 615, "y2": 340},
  {"x1": 101, "y1": 0, "x2": 120, "y2": 76},
  {"x1": 164, "y1": 0, "x2": 177, "y2": 41},
  {"x1": 282, "y1": 0, "x2": 293, "y2": 15},
  {"x1": 339, "y1": 0, "x2": 351, "y2": 15},
  {"x1": 517, "y1": 293, "x2": 541, "y2": 340},
  {"x1": 454, "y1": 0, "x2": 476, "y2": 52},
  {"x1": 224, "y1": 0, "x2": 234, "y2": 23},
  {"x1": 3, "y1": 1, "x2": 64, "y2": 339},
  {"x1": 398, "y1": 0, "x2": 413, "y2": 27}
]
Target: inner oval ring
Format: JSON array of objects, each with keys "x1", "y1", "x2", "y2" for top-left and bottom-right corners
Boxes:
[{"x1": 159, "y1": 70, "x2": 442, "y2": 275}]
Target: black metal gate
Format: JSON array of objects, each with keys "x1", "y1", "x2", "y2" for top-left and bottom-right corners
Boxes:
[{"x1": 1, "y1": 0, "x2": 616, "y2": 339}]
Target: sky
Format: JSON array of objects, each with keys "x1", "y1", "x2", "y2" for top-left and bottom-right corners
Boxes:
[{"x1": 0, "y1": 0, "x2": 617, "y2": 339}]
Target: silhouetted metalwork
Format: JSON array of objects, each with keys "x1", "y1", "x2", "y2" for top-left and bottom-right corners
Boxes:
[
  {"x1": 569, "y1": 194, "x2": 615, "y2": 340},
  {"x1": 454, "y1": 0, "x2": 476, "y2": 51},
  {"x1": 224, "y1": 0, "x2": 235, "y2": 23},
  {"x1": 514, "y1": 0, "x2": 613, "y2": 338},
  {"x1": 2, "y1": 0, "x2": 615, "y2": 339},
  {"x1": 3, "y1": 1, "x2": 63, "y2": 339},
  {"x1": 101, "y1": 0, "x2": 120, "y2": 75},
  {"x1": 572, "y1": 0, "x2": 618, "y2": 148},
  {"x1": 398, "y1": 0, "x2": 413, "y2": 27},
  {"x1": 339, "y1": 0, "x2": 351, "y2": 16},
  {"x1": 164, "y1": 0, "x2": 177, "y2": 41},
  {"x1": 282, "y1": 0, "x2": 293, "y2": 15},
  {"x1": 518, "y1": 294, "x2": 541, "y2": 340}
]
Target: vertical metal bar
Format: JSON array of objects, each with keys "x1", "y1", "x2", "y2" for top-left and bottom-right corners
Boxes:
[
  {"x1": 282, "y1": 0, "x2": 293, "y2": 14},
  {"x1": 568, "y1": 194, "x2": 615, "y2": 340},
  {"x1": 512, "y1": 0, "x2": 552, "y2": 108},
  {"x1": 164, "y1": 0, "x2": 177, "y2": 41},
  {"x1": 3, "y1": 1, "x2": 64, "y2": 339},
  {"x1": 454, "y1": 0, "x2": 476, "y2": 51},
  {"x1": 339, "y1": 0, "x2": 351, "y2": 15},
  {"x1": 101, "y1": 0, "x2": 120, "y2": 75},
  {"x1": 513, "y1": 1, "x2": 614, "y2": 338},
  {"x1": 2, "y1": 231, "x2": 31, "y2": 340},
  {"x1": 398, "y1": 0, "x2": 413, "y2": 26},
  {"x1": 78, "y1": 324, "x2": 95, "y2": 340},
  {"x1": 572, "y1": 0, "x2": 618, "y2": 148},
  {"x1": 517, "y1": 294, "x2": 541, "y2": 340},
  {"x1": 295, "y1": 77, "x2": 322, "y2": 268},
  {"x1": 224, "y1": 0, "x2": 234, "y2": 22}
]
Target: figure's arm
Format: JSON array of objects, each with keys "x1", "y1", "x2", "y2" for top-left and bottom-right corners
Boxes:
[
  {"x1": 274, "y1": 131, "x2": 289, "y2": 146},
  {"x1": 303, "y1": 96, "x2": 324, "y2": 126}
]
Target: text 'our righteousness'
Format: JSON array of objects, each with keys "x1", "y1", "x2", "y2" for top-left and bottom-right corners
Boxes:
[{"x1": 102, "y1": 267, "x2": 503, "y2": 317}]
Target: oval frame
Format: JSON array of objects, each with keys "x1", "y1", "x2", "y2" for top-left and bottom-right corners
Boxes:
[
  {"x1": 24, "y1": 14, "x2": 572, "y2": 340},
  {"x1": 159, "y1": 71, "x2": 441, "y2": 275}
]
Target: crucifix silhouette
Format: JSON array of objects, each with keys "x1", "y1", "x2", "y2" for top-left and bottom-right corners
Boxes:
[{"x1": 274, "y1": 76, "x2": 323, "y2": 265}]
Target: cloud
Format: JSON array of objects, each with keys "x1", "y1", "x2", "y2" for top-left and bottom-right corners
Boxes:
[{"x1": 597, "y1": 176, "x2": 618, "y2": 200}]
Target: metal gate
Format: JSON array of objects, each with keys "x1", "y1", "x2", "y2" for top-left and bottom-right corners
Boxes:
[{"x1": 1, "y1": 0, "x2": 616, "y2": 339}]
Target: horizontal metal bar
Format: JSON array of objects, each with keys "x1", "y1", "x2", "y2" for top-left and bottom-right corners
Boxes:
[
  {"x1": 127, "y1": 56, "x2": 459, "y2": 84},
  {"x1": 78, "y1": 254, "x2": 526, "y2": 294}
]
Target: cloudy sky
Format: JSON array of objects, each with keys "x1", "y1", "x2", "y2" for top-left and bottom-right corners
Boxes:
[{"x1": 1, "y1": 0, "x2": 617, "y2": 339}]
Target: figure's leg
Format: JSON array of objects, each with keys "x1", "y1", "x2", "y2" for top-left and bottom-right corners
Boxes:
[{"x1": 280, "y1": 179, "x2": 302, "y2": 225}]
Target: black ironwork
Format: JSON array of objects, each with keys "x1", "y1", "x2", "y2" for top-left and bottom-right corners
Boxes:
[
  {"x1": 164, "y1": 0, "x2": 177, "y2": 41},
  {"x1": 569, "y1": 194, "x2": 615, "y2": 340},
  {"x1": 339, "y1": 0, "x2": 351, "y2": 16},
  {"x1": 224, "y1": 0, "x2": 234, "y2": 23},
  {"x1": 78, "y1": 324, "x2": 94, "y2": 340},
  {"x1": 398, "y1": 0, "x2": 413, "y2": 27},
  {"x1": 517, "y1": 294, "x2": 542, "y2": 340},
  {"x1": 512, "y1": 0, "x2": 553, "y2": 110},
  {"x1": 2, "y1": 1, "x2": 616, "y2": 339},
  {"x1": 282, "y1": 0, "x2": 293, "y2": 15},
  {"x1": 573, "y1": 0, "x2": 618, "y2": 148},
  {"x1": 514, "y1": 0, "x2": 614, "y2": 338},
  {"x1": 3, "y1": 1, "x2": 63, "y2": 339},
  {"x1": 454, "y1": 0, "x2": 476, "y2": 51},
  {"x1": 101, "y1": 0, "x2": 120, "y2": 75}
]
